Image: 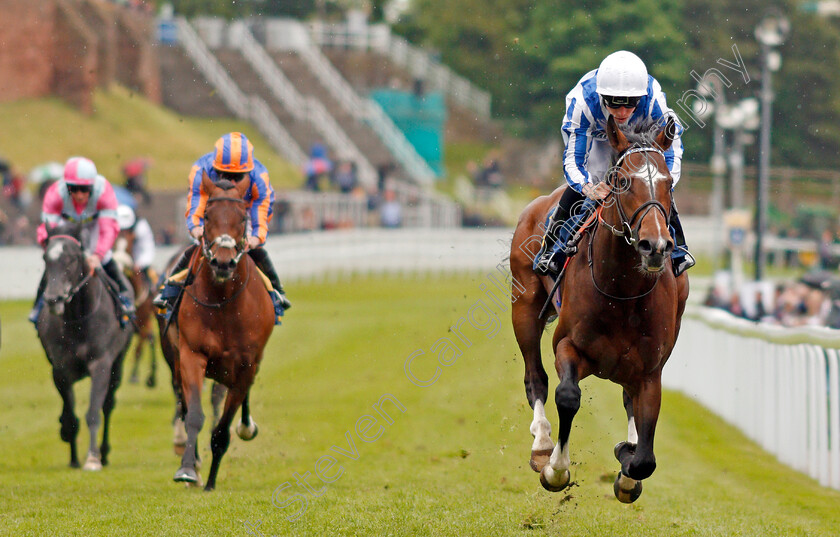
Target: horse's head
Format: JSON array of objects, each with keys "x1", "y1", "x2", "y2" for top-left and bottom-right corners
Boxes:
[
  {"x1": 603, "y1": 114, "x2": 677, "y2": 274},
  {"x1": 200, "y1": 172, "x2": 249, "y2": 282},
  {"x1": 42, "y1": 224, "x2": 90, "y2": 315}
]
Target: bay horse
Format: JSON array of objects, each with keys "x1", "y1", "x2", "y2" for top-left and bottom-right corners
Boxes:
[
  {"x1": 510, "y1": 115, "x2": 689, "y2": 502},
  {"x1": 113, "y1": 230, "x2": 158, "y2": 388},
  {"x1": 36, "y1": 224, "x2": 134, "y2": 470},
  {"x1": 159, "y1": 173, "x2": 274, "y2": 491}
]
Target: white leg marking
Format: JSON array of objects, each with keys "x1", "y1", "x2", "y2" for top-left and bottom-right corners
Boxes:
[
  {"x1": 549, "y1": 439, "x2": 570, "y2": 472},
  {"x1": 627, "y1": 416, "x2": 639, "y2": 444},
  {"x1": 530, "y1": 400, "x2": 554, "y2": 451}
]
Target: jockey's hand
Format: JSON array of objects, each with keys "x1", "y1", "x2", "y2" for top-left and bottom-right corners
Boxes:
[
  {"x1": 247, "y1": 236, "x2": 262, "y2": 250},
  {"x1": 582, "y1": 182, "x2": 610, "y2": 201},
  {"x1": 189, "y1": 226, "x2": 204, "y2": 240},
  {"x1": 86, "y1": 254, "x2": 102, "y2": 273}
]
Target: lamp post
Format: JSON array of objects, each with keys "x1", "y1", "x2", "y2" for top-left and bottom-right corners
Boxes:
[{"x1": 753, "y1": 12, "x2": 790, "y2": 281}]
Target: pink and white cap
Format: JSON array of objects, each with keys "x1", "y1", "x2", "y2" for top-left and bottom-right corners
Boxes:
[{"x1": 64, "y1": 156, "x2": 98, "y2": 186}]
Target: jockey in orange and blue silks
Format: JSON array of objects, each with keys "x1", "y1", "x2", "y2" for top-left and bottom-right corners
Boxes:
[
  {"x1": 154, "y1": 132, "x2": 290, "y2": 324},
  {"x1": 534, "y1": 50, "x2": 694, "y2": 278},
  {"x1": 30, "y1": 156, "x2": 135, "y2": 323}
]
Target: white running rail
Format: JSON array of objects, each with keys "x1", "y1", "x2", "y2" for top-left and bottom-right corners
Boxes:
[{"x1": 665, "y1": 306, "x2": 840, "y2": 491}]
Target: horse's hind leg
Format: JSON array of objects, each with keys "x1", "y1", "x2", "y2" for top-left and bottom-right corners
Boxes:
[
  {"x1": 205, "y1": 386, "x2": 248, "y2": 491},
  {"x1": 613, "y1": 375, "x2": 662, "y2": 503},
  {"x1": 53, "y1": 371, "x2": 80, "y2": 468},
  {"x1": 236, "y1": 392, "x2": 259, "y2": 441},
  {"x1": 146, "y1": 333, "x2": 157, "y2": 388},
  {"x1": 540, "y1": 339, "x2": 585, "y2": 492},
  {"x1": 129, "y1": 336, "x2": 142, "y2": 384},
  {"x1": 511, "y1": 273, "x2": 551, "y2": 472},
  {"x1": 99, "y1": 353, "x2": 125, "y2": 467}
]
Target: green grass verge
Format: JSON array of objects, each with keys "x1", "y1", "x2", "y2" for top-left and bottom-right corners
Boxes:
[
  {"x1": 0, "y1": 86, "x2": 303, "y2": 192},
  {"x1": 1, "y1": 275, "x2": 839, "y2": 536}
]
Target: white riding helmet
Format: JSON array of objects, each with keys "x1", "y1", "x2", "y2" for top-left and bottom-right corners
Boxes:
[
  {"x1": 116, "y1": 204, "x2": 136, "y2": 230},
  {"x1": 596, "y1": 51, "x2": 649, "y2": 97}
]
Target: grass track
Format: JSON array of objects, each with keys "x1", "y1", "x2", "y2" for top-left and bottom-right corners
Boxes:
[{"x1": 1, "y1": 275, "x2": 839, "y2": 536}]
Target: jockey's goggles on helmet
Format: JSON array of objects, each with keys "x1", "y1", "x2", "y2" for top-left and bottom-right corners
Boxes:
[
  {"x1": 218, "y1": 171, "x2": 247, "y2": 183},
  {"x1": 602, "y1": 95, "x2": 641, "y2": 109},
  {"x1": 67, "y1": 184, "x2": 92, "y2": 194}
]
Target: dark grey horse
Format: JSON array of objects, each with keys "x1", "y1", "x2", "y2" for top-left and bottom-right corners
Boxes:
[{"x1": 36, "y1": 225, "x2": 134, "y2": 469}]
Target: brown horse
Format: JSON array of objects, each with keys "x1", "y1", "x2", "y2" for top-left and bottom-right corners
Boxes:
[
  {"x1": 160, "y1": 173, "x2": 274, "y2": 491},
  {"x1": 510, "y1": 115, "x2": 689, "y2": 503},
  {"x1": 113, "y1": 230, "x2": 158, "y2": 388}
]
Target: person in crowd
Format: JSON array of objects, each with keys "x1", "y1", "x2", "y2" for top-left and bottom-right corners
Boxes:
[{"x1": 303, "y1": 143, "x2": 332, "y2": 192}]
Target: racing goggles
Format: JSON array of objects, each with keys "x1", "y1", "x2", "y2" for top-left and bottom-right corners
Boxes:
[
  {"x1": 67, "y1": 184, "x2": 92, "y2": 194},
  {"x1": 601, "y1": 95, "x2": 641, "y2": 109}
]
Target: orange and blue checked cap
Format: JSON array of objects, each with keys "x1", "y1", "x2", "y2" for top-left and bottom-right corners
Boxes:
[{"x1": 213, "y1": 132, "x2": 255, "y2": 173}]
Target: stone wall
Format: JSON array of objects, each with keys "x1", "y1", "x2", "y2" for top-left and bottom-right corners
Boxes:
[{"x1": 0, "y1": 0, "x2": 160, "y2": 112}]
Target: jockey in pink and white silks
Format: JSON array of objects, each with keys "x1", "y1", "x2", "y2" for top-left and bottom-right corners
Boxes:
[
  {"x1": 153, "y1": 132, "x2": 290, "y2": 324},
  {"x1": 30, "y1": 156, "x2": 135, "y2": 323},
  {"x1": 534, "y1": 50, "x2": 694, "y2": 277}
]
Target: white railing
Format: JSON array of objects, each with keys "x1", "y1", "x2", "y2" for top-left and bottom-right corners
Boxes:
[
  {"x1": 665, "y1": 306, "x2": 840, "y2": 491},
  {"x1": 176, "y1": 17, "x2": 307, "y2": 168},
  {"x1": 308, "y1": 21, "x2": 492, "y2": 119},
  {"x1": 230, "y1": 22, "x2": 377, "y2": 186},
  {"x1": 0, "y1": 229, "x2": 509, "y2": 299}
]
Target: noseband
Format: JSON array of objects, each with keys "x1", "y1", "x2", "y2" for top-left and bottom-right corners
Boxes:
[
  {"x1": 600, "y1": 146, "x2": 671, "y2": 247},
  {"x1": 201, "y1": 196, "x2": 248, "y2": 267}
]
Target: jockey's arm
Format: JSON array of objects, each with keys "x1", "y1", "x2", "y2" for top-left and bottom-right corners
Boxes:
[
  {"x1": 93, "y1": 182, "x2": 120, "y2": 260},
  {"x1": 184, "y1": 163, "x2": 206, "y2": 235},
  {"x1": 561, "y1": 96, "x2": 595, "y2": 195},
  {"x1": 648, "y1": 80, "x2": 684, "y2": 186},
  {"x1": 36, "y1": 183, "x2": 65, "y2": 247},
  {"x1": 248, "y1": 167, "x2": 274, "y2": 244}
]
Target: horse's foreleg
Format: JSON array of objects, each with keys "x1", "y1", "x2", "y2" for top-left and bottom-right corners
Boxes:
[
  {"x1": 83, "y1": 357, "x2": 112, "y2": 471},
  {"x1": 129, "y1": 335, "x2": 142, "y2": 384},
  {"x1": 236, "y1": 391, "x2": 259, "y2": 441},
  {"x1": 540, "y1": 339, "x2": 584, "y2": 492},
  {"x1": 174, "y1": 349, "x2": 207, "y2": 485},
  {"x1": 205, "y1": 385, "x2": 248, "y2": 491},
  {"x1": 613, "y1": 374, "x2": 662, "y2": 503},
  {"x1": 52, "y1": 370, "x2": 80, "y2": 468},
  {"x1": 210, "y1": 382, "x2": 227, "y2": 428},
  {"x1": 511, "y1": 278, "x2": 551, "y2": 472}
]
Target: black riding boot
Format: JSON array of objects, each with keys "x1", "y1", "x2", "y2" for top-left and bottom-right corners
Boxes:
[
  {"x1": 28, "y1": 272, "x2": 47, "y2": 323},
  {"x1": 534, "y1": 187, "x2": 585, "y2": 276},
  {"x1": 248, "y1": 247, "x2": 291, "y2": 311},
  {"x1": 152, "y1": 245, "x2": 197, "y2": 309},
  {"x1": 669, "y1": 203, "x2": 695, "y2": 277},
  {"x1": 102, "y1": 258, "x2": 135, "y2": 314}
]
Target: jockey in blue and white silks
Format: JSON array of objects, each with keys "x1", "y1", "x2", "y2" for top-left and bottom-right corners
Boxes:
[{"x1": 534, "y1": 50, "x2": 694, "y2": 277}]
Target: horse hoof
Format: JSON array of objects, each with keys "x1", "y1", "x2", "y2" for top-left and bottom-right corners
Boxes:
[
  {"x1": 173, "y1": 443, "x2": 186, "y2": 456},
  {"x1": 613, "y1": 472, "x2": 643, "y2": 503},
  {"x1": 614, "y1": 441, "x2": 635, "y2": 461},
  {"x1": 82, "y1": 453, "x2": 102, "y2": 471},
  {"x1": 174, "y1": 466, "x2": 197, "y2": 484},
  {"x1": 539, "y1": 466, "x2": 571, "y2": 492},
  {"x1": 69, "y1": 460, "x2": 80, "y2": 469},
  {"x1": 236, "y1": 419, "x2": 259, "y2": 441},
  {"x1": 529, "y1": 449, "x2": 552, "y2": 473},
  {"x1": 129, "y1": 374, "x2": 139, "y2": 384},
  {"x1": 146, "y1": 377, "x2": 156, "y2": 388}
]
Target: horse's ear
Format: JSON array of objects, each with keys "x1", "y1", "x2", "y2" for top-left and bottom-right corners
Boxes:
[
  {"x1": 606, "y1": 115, "x2": 630, "y2": 153},
  {"x1": 235, "y1": 174, "x2": 250, "y2": 199},
  {"x1": 201, "y1": 170, "x2": 216, "y2": 197},
  {"x1": 654, "y1": 115, "x2": 677, "y2": 153}
]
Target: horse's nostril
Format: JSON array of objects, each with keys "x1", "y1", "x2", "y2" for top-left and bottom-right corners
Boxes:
[{"x1": 638, "y1": 239, "x2": 653, "y2": 256}]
